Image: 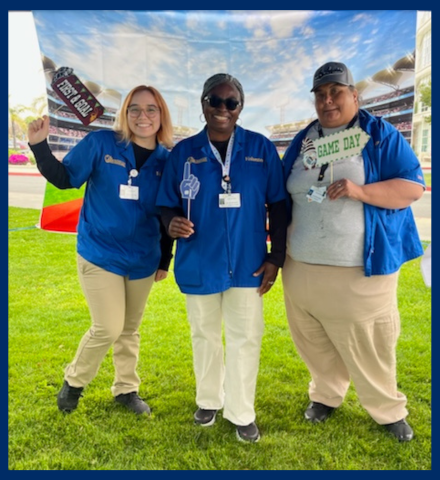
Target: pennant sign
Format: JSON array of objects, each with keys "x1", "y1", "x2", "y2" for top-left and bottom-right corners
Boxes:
[
  {"x1": 314, "y1": 127, "x2": 370, "y2": 166},
  {"x1": 51, "y1": 67, "x2": 105, "y2": 125}
]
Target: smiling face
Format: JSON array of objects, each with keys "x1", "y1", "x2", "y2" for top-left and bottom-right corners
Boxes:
[
  {"x1": 314, "y1": 83, "x2": 358, "y2": 128},
  {"x1": 202, "y1": 82, "x2": 243, "y2": 141},
  {"x1": 127, "y1": 89, "x2": 161, "y2": 149}
]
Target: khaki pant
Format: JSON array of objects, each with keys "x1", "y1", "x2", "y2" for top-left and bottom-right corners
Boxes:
[
  {"x1": 282, "y1": 255, "x2": 408, "y2": 425},
  {"x1": 64, "y1": 255, "x2": 155, "y2": 397},
  {"x1": 186, "y1": 288, "x2": 264, "y2": 426}
]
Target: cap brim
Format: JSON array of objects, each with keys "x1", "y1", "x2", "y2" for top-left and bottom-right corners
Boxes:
[{"x1": 311, "y1": 75, "x2": 351, "y2": 92}]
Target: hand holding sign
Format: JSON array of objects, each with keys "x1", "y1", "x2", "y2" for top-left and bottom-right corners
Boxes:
[
  {"x1": 180, "y1": 161, "x2": 200, "y2": 220},
  {"x1": 51, "y1": 67, "x2": 105, "y2": 126},
  {"x1": 28, "y1": 115, "x2": 50, "y2": 146},
  {"x1": 312, "y1": 126, "x2": 370, "y2": 184},
  {"x1": 314, "y1": 127, "x2": 370, "y2": 167}
]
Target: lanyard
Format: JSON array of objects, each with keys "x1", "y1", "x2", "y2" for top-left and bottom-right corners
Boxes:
[
  {"x1": 316, "y1": 114, "x2": 358, "y2": 182},
  {"x1": 209, "y1": 132, "x2": 235, "y2": 193}
]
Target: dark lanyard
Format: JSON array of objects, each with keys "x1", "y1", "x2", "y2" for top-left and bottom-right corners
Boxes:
[{"x1": 316, "y1": 114, "x2": 358, "y2": 182}]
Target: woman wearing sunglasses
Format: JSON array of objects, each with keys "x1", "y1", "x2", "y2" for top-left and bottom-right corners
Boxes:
[
  {"x1": 157, "y1": 73, "x2": 287, "y2": 442},
  {"x1": 27, "y1": 85, "x2": 174, "y2": 415}
]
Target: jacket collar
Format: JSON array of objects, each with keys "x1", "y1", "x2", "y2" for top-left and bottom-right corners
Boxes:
[
  {"x1": 114, "y1": 134, "x2": 167, "y2": 167},
  {"x1": 193, "y1": 125, "x2": 245, "y2": 157}
]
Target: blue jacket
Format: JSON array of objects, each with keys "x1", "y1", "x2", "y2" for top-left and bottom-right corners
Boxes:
[
  {"x1": 63, "y1": 130, "x2": 169, "y2": 279},
  {"x1": 156, "y1": 126, "x2": 285, "y2": 294},
  {"x1": 282, "y1": 109, "x2": 425, "y2": 276}
]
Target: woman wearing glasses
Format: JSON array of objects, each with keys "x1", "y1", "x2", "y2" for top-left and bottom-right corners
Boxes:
[
  {"x1": 157, "y1": 73, "x2": 287, "y2": 442},
  {"x1": 27, "y1": 85, "x2": 174, "y2": 415}
]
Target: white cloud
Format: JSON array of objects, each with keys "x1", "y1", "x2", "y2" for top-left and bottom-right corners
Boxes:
[{"x1": 269, "y1": 11, "x2": 314, "y2": 38}]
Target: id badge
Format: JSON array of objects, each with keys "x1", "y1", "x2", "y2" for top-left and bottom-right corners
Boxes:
[
  {"x1": 306, "y1": 185, "x2": 327, "y2": 203},
  {"x1": 219, "y1": 193, "x2": 241, "y2": 208},
  {"x1": 120, "y1": 184, "x2": 139, "y2": 200}
]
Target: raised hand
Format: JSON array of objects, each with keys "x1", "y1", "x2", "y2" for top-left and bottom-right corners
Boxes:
[{"x1": 28, "y1": 115, "x2": 50, "y2": 146}]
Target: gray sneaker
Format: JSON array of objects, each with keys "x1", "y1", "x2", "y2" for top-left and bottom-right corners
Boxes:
[
  {"x1": 384, "y1": 419, "x2": 414, "y2": 442},
  {"x1": 236, "y1": 422, "x2": 260, "y2": 443},
  {"x1": 57, "y1": 380, "x2": 84, "y2": 413},
  {"x1": 115, "y1": 392, "x2": 151, "y2": 415},
  {"x1": 194, "y1": 408, "x2": 218, "y2": 426},
  {"x1": 304, "y1": 402, "x2": 335, "y2": 423}
]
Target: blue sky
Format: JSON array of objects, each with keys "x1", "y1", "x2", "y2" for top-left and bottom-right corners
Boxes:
[{"x1": 31, "y1": 10, "x2": 417, "y2": 136}]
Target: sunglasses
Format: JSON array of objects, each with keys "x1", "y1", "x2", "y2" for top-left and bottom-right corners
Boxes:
[{"x1": 203, "y1": 94, "x2": 241, "y2": 111}]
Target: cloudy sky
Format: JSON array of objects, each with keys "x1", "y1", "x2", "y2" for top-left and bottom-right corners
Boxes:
[{"x1": 11, "y1": 10, "x2": 417, "y2": 136}]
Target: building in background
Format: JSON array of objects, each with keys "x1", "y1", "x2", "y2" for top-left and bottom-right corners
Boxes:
[{"x1": 411, "y1": 11, "x2": 431, "y2": 164}]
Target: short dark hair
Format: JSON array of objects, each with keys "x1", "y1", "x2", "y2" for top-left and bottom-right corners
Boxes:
[{"x1": 201, "y1": 73, "x2": 245, "y2": 106}]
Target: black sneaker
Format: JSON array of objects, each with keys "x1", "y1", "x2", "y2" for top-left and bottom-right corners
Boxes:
[
  {"x1": 236, "y1": 422, "x2": 260, "y2": 443},
  {"x1": 115, "y1": 392, "x2": 151, "y2": 415},
  {"x1": 384, "y1": 419, "x2": 414, "y2": 442},
  {"x1": 194, "y1": 408, "x2": 217, "y2": 426},
  {"x1": 305, "y1": 401, "x2": 335, "y2": 423},
  {"x1": 57, "y1": 380, "x2": 84, "y2": 413}
]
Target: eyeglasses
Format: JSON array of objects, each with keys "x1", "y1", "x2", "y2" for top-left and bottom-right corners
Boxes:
[
  {"x1": 203, "y1": 94, "x2": 241, "y2": 111},
  {"x1": 127, "y1": 105, "x2": 160, "y2": 118}
]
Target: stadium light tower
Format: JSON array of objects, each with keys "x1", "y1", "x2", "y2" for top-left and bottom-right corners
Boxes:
[
  {"x1": 276, "y1": 99, "x2": 290, "y2": 125},
  {"x1": 174, "y1": 96, "x2": 188, "y2": 126}
]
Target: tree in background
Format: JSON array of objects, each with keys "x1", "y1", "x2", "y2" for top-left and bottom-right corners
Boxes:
[
  {"x1": 8, "y1": 95, "x2": 47, "y2": 148},
  {"x1": 419, "y1": 80, "x2": 431, "y2": 124}
]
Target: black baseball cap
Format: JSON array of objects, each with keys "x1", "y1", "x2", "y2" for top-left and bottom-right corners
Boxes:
[{"x1": 311, "y1": 62, "x2": 355, "y2": 92}]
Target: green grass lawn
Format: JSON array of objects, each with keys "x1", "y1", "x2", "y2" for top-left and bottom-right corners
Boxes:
[
  {"x1": 8, "y1": 207, "x2": 431, "y2": 470},
  {"x1": 424, "y1": 173, "x2": 431, "y2": 188}
]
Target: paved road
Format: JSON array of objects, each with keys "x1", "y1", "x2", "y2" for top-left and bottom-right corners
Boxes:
[
  {"x1": 8, "y1": 172, "x2": 46, "y2": 210},
  {"x1": 411, "y1": 191, "x2": 431, "y2": 242},
  {"x1": 8, "y1": 169, "x2": 431, "y2": 242}
]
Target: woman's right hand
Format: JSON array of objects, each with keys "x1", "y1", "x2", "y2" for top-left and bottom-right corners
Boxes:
[
  {"x1": 168, "y1": 216, "x2": 194, "y2": 239},
  {"x1": 28, "y1": 115, "x2": 50, "y2": 146}
]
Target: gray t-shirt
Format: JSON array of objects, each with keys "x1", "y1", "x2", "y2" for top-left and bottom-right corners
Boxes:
[{"x1": 286, "y1": 122, "x2": 366, "y2": 266}]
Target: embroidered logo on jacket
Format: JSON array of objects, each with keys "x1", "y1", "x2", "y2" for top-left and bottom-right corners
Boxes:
[
  {"x1": 245, "y1": 156, "x2": 264, "y2": 163},
  {"x1": 105, "y1": 155, "x2": 126, "y2": 168},
  {"x1": 187, "y1": 156, "x2": 208, "y2": 164}
]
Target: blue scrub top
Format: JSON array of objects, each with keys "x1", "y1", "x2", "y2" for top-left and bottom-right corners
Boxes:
[
  {"x1": 62, "y1": 130, "x2": 169, "y2": 279},
  {"x1": 157, "y1": 126, "x2": 285, "y2": 294}
]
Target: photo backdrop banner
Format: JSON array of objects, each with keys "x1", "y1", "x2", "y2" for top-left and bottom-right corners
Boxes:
[{"x1": 33, "y1": 10, "x2": 417, "y2": 233}]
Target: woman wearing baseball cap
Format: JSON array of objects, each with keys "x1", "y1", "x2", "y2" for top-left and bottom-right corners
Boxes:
[{"x1": 282, "y1": 61, "x2": 425, "y2": 442}]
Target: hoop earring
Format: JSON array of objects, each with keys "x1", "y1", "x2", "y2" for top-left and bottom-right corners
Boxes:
[{"x1": 199, "y1": 113, "x2": 206, "y2": 123}]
